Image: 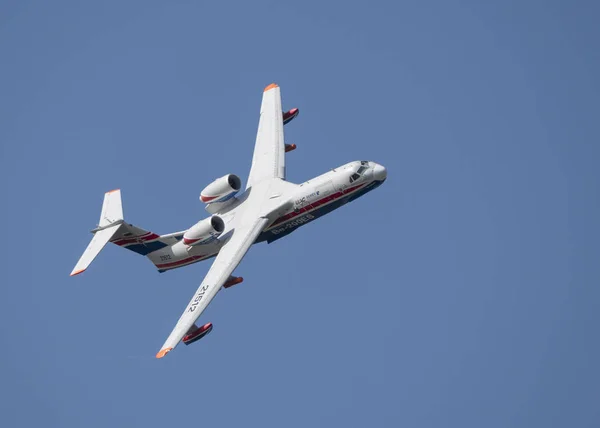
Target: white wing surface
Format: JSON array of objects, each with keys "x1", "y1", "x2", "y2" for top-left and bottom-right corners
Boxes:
[
  {"x1": 70, "y1": 223, "x2": 122, "y2": 276},
  {"x1": 156, "y1": 83, "x2": 291, "y2": 358},
  {"x1": 156, "y1": 217, "x2": 269, "y2": 358},
  {"x1": 246, "y1": 83, "x2": 285, "y2": 189}
]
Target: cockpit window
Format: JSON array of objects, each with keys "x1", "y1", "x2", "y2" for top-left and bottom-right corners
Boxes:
[
  {"x1": 349, "y1": 173, "x2": 361, "y2": 183},
  {"x1": 349, "y1": 162, "x2": 370, "y2": 183}
]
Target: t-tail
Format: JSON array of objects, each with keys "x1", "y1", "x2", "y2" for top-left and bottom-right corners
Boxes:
[{"x1": 70, "y1": 189, "x2": 181, "y2": 276}]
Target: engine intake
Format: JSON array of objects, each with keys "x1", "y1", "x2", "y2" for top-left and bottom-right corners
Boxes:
[
  {"x1": 200, "y1": 174, "x2": 242, "y2": 204},
  {"x1": 183, "y1": 215, "x2": 225, "y2": 246}
]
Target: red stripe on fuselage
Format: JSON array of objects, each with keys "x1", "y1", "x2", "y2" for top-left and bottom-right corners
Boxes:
[
  {"x1": 270, "y1": 182, "x2": 367, "y2": 227},
  {"x1": 112, "y1": 231, "x2": 152, "y2": 242},
  {"x1": 112, "y1": 232, "x2": 161, "y2": 246}
]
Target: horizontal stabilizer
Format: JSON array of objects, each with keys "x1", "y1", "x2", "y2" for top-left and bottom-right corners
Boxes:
[{"x1": 70, "y1": 223, "x2": 122, "y2": 276}]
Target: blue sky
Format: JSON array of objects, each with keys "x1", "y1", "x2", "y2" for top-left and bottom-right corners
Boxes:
[{"x1": 1, "y1": 1, "x2": 599, "y2": 427}]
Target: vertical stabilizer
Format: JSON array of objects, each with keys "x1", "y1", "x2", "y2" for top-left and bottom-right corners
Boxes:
[
  {"x1": 71, "y1": 188, "x2": 184, "y2": 276},
  {"x1": 99, "y1": 189, "x2": 123, "y2": 227}
]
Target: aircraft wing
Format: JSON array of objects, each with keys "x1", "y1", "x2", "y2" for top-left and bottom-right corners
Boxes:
[
  {"x1": 156, "y1": 216, "x2": 269, "y2": 358},
  {"x1": 246, "y1": 83, "x2": 286, "y2": 189}
]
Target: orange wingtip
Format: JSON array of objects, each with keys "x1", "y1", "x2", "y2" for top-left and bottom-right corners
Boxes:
[
  {"x1": 156, "y1": 347, "x2": 173, "y2": 359},
  {"x1": 70, "y1": 269, "x2": 85, "y2": 277},
  {"x1": 264, "y1": 83, "x2": 278, "y2": 92},
  {"x1": 106, "y1": 189, "x2": 120, "y2": 194}
]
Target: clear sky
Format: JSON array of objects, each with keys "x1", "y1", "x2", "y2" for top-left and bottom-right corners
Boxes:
[{"x1": 1, "y1": 1, "x2": 598, "y2": 427}]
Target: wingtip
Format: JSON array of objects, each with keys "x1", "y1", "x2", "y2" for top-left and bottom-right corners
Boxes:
[
  {"x1": 156, "y1": 347, "x2": 173, "y2": 359},
  {"x1": 264, "y1": 83, "x2": 278, "y2": 92},
  {"x1": 70, "y1": 268, "x2": 85, "y2": 277}
]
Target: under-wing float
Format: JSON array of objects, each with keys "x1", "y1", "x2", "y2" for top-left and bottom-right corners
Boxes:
[{"x1": 71, "y1": 83, "x2": 387, "y2": 358}]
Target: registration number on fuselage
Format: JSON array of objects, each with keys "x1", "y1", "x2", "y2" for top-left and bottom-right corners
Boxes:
[{"x1": 270, "y1": 214, "x2": 315, "y2": 235}]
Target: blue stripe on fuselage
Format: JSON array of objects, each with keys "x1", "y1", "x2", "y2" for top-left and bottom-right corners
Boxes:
[{"x1": 116, "y1": 240, "x2": 168, "y2": 256}]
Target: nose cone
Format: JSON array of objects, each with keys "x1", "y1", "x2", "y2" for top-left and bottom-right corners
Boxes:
[{"x1": 372, "y1": 164, "x2": 387, "y2": 181}]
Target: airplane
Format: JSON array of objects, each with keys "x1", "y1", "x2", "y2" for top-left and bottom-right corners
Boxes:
[{"x1": 70, "y1": 83, "x2": 387, "y2": 359}]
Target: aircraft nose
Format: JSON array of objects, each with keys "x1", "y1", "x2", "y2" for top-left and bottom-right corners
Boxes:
[{"x1": 372, "y1": 163, "x2": 387, "y2": 181}]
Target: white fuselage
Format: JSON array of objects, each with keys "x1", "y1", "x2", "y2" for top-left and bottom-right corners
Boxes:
[{"x1": 148, "y1": 160, "x2": 387, "y2": 272}]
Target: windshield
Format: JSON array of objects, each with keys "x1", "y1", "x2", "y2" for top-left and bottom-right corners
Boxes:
[{"x1": 349, "y1": 161, "x2": 371, "y2": 183}]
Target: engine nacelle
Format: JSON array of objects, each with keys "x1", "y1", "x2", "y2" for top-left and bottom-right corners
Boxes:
[
  {"x1": 200, "y1": 174, "x2": 242, "y2": 204},
  {"x1": 183, "y1": 215, "x2": 225, "y2": 246}
]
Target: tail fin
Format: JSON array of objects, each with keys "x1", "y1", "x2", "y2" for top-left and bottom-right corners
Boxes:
[
  {"x1": 99, "y1": 189, "x2": 123, "y2": 227},
  {"x1": 70, "y1": 189, "x2": 125, "y2": 276},
  {"x1": 71, "y1": 189, "x2": 178, "y2": 276}
]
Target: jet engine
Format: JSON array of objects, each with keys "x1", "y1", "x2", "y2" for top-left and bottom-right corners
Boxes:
[
  {"x1": 200, "y1": 174, "x2": 242, "y2": 204},
  {"x1": 183, "y1": 215, "x2": 225, "y2": 246}
]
